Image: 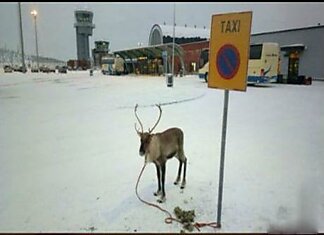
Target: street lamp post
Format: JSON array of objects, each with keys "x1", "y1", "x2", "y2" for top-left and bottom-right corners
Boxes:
[
  {"x1": 31, "y1": 10, "x2": 39, "y2": 71},
  {"x1": 18, "y1": 2, "x2": 26, "y2": 72},
  {"x1": 172, "y1": 2, "x2": 175, "y2": 77},
  {"x1": 167, "y1": 3, "x2": 176, "y2": 88}
]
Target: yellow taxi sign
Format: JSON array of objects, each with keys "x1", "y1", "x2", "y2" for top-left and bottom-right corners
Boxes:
[{"x1": 208, "y1": 11, "x2": 252, "y2": 92}]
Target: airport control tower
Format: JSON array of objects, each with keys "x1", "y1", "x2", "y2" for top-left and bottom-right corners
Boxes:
[{"x1": 74, "y1": 10, "x2": 95, "y2": 62}]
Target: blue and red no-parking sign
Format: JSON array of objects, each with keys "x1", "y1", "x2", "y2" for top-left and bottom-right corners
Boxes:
[
  {"x1": 208, "y1": 11, "x2": 252, "y2": 91},
  {"x1": 216, "y1": 44, "x2": 240, "y2": 80},
  {"x1": 207, "y1": 11, "x2": 253, "y2": 228}
]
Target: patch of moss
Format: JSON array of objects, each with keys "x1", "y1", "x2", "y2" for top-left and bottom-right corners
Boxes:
[{"x1": 174, "y1": 206, "x2": 196, "y2": 232}]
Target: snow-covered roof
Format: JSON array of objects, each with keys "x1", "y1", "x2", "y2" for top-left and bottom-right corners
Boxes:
[
  {"x1": 280, "y1": 43, "x2": 305, "y2": 48},
  {"x1": 158, "y1": 24, "x2": 210, "y2": 39},
  {"x1": 280, "y1": 44, "x2": 306, "y2": 51},
  {"x1": 149, "y1": 24, "x2": 210, "y2": 46}
]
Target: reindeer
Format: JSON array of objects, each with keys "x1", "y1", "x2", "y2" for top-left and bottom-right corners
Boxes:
[{"x1": 134, "y1": 104, "x2": 187, "y2": 203}]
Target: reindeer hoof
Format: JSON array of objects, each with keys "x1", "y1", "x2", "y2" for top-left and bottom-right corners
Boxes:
[
  {"x1": 157, "y1": 197, "x2": 166, "y2": 203},
  {"x1": 154, "y1": 191, "x2": 162, "y2": 196},
  {"x1": 180, "y1": 182, "x2": 186, "y2": 189},
  {"x1": 174, "y1": 177, "x2": 181, "y2": 185}
]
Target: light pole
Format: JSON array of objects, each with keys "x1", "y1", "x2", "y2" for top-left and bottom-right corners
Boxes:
[
  {"x1": 167, "y1": 3, "x2": 176, "y2": 88},
  {"x1": 31, "y1": 10, "x2": 39, "y2": 70},
  {"x1": 172, "y1": 2, "x2": 175, "y2": 77},
  {"x1": 18, "y1": 2, "x2": 26, "y2": 72}
]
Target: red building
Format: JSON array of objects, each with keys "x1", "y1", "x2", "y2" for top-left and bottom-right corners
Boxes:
[
  {"x1": 149, "y1": 23, "x2": 210, "y2": 75},
  {"x1": 114, "y1": 23, "x2": 210, "y2": 75},
  {"x1": 179, "y1": 40, "x2": 209, "y2": 73}
]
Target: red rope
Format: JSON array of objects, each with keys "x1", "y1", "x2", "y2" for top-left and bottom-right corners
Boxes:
[{"x1": 135, "y1": 163, "x2": 221, "y2": 231}]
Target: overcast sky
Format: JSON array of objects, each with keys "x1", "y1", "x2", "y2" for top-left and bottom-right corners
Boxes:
[{"x1": 1, "y1": 2, "x2": 324, "y2": 61}]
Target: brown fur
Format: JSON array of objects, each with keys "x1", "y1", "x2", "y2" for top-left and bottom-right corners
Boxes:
[{"x1": 135, "y1": 104, "x2": 187, "y2": 203}]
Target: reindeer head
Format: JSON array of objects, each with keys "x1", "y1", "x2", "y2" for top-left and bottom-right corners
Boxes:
[{"x1": 134, "y1": 104, "x2": 162, "y2": 156}]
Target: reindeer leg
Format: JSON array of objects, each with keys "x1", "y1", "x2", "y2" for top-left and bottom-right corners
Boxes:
[
  {"x1": 157, "y1": 162, "x2": 166, "y2": 203},
  {"x1": 180, "y1": 158, "x2": 187, "y2": 189},
  {"x1": 174, "y1": 159, "x2": 182, "y2": 185},
  {"x1": 154, "y1": 163, "x2": 162, "y2": 196}
]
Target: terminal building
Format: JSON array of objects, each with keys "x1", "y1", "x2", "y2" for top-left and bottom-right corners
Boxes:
[
  {"x1": 113, "y1": 23, "x2": 323, "y2": 80},
  {"x1": 149, "y1": 23, "x2": 210, "y2": 74},
  {"x1": 114, "y1": 23, "x2": 210, "y2": 75},
  {"x1": 250, "y1": 25, "x2": 324, "y2": 81}
]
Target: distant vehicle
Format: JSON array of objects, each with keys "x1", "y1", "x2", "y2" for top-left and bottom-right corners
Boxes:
[
  {"x1": 58, "y1": 66, "x2": 67, "y2": 73},
  {"x1": 31, "y1": 67, "x2": 39, "y2": 73},
  {"x1": 101, "y1": 56, "x2": 114, "y2": 75},
  {"x1": 14, "y1": 65, "x2": 27, "y2": 73},
  {"x1": 248, "y1": 42, "x2": 280, "y2": 84},
  {"x1": 198, "y1": 42, "x2": 280, "y2": 85},
  {"x1": 101, "y1": 55, "x2": 125, "y2": 75},
  {"x1": 3, "y1": 65, "x2": 13, "y2": 73},
  {"x1": 38, "y1": 66, "x2": 54, "y2": 73},
  {"x1": 48, "y1": 67, "x2": 56, "y2": 73},
  {"x1": 21, "y1": 66, "x2": 27, "y2": 73},
  {"x1": 12, "y1": 65, "x2": 20, "y2": 72},
  {"x1": 67, "y1": 59, "x2": 90, "y2": 70},
  {"x1": 39, "y1": 66, "x2": 49, "y2": 73},
  {"x1": 198, "y1": 62, "x2": 209, "y2": 82}
]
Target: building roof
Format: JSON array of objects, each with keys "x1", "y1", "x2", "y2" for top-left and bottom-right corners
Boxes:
[
  {"x1": 149, "y1": 24, "x2": 210, "y2": 46},
  {"x1": 280, "y1": 44, "x2": 306, "y2": 51},
  {"x1": 113, "y1": 43, "x2": 184, "y2": 60},
  {"x1": 157, "y1": 24, "x2": 210, "y2": 38},
  {"x1": 252, "y1": 25, "x2": 324, "y2": 36},
  {"x1": 157, "y1": 24, "x2": 324, "y2": 40}
]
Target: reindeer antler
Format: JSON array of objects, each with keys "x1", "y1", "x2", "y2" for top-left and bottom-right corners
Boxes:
[
  {"x1": 148, "y1": 104, "x2": 162, "y2": 133},
  {"x1": 134, "y1": 104, "x2": 144, "y2": 134}
]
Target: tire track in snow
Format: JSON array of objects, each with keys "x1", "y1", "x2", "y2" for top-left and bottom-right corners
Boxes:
[{"x1": 116, "y1": 93, "x2": 206, "y2": 110}]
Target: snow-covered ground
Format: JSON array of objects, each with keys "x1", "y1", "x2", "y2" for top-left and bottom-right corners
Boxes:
[{"x1": 0, "y1": 71, "x2": 323, "y2": 233}]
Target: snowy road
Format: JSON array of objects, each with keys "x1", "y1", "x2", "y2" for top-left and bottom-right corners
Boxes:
[{"x1": 0, "y1": 71, "x2": 323, "y2": 232}]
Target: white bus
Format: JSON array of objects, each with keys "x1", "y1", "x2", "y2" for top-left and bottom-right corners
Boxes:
[
  {"x1": 198, "y1": 61, "x2": 209, "y2": 82},
  {"x1": 101, "y1": 55, "x2": 125, "y2": 75},
  {"x1": 198, "y1": 42, "x2": 280, "y2": 84},
  {"x1": 248, "y1": 42, "x2": 280, "y2": 84}
]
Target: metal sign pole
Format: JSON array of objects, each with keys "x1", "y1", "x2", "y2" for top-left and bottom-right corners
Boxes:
[
  {"x1": 217, "y1": 89, "x2": 229, "y2": 227},
  {"x1": 209, "y1": 11, "x2": 251, "y2": 228}
]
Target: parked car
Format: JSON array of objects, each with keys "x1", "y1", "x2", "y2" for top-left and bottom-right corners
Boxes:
[
  {"x1": 48, "y1": 67, "x2": 56, "y2": 73},
  {"x1": 12, "y1": 65, "x2": 20, "y2": 72},
  {"x1": 11, "y1": 65, "x2": 26, "y2": 73},
  {"x1": 3, "y1": 65, "x2": 13, "y2": 73},
  {"x1": 31, "y1": 67, "x2": 39, "y2": 73},
  {"x1": 17, "y1": 66, "x2": 27, "y2": 73},
  {"x1": 40, "y1": 66, "x2": 50, "y2": 73},
  {"x1": 58, "y1": 66, "x2": 67, "y2": 73}
]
